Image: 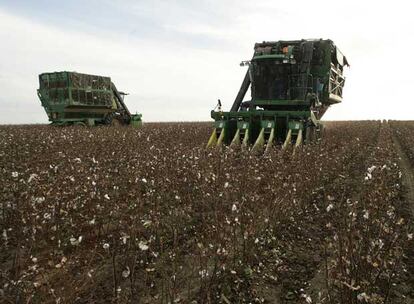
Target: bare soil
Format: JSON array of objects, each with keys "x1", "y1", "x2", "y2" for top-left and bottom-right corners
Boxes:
[{"x1": 391, "y1": 130, "x2": 414, "y2": 303}]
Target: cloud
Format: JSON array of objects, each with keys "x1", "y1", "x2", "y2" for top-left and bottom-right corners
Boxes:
[{"x1": 0, "y1": 7, "x2": 243, "y2": 123}]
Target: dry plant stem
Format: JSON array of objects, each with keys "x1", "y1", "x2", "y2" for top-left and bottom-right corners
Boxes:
[{"x1": 0, "y1": 122, "x2": 412, "y2": 303}]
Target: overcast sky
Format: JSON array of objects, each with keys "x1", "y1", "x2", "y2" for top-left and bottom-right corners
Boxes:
[{"x1": 0, "y1": 0, "x2": 413, "y2": 123}]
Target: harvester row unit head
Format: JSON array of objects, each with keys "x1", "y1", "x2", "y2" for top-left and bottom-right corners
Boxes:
[
  {"x1": 37, "y1": 71, "x2": 142, "y2": 127},
  {"x1": 207, "y1": 39, "x2": 349, "y2": 153}
]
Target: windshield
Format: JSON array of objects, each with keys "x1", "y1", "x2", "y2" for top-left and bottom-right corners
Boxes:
[{"x1": 251, "y1": 60, "x2": 290, "y2": 100}]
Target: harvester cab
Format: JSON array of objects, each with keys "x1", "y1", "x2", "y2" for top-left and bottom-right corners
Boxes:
[
  {"x1": 37, "y1": 71, "x2": 142, "y2": 127},
  {"x1": 207, "y1": 39, "x2": 348, "y2": 153}
]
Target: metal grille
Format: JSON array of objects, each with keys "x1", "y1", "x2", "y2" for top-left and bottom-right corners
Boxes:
[{"x1": 329, "y1": 64, "x2": 345, "y2": 97}]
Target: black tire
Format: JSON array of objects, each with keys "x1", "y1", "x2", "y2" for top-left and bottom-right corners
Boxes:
[
  {"x1": 111, "y1": 118, "x2": 121, "y2": 126},
  {"x1": 104, "y1": 113, "x2": 115, "y2": 125},
  {"x1": 306, "y1": 126, "x2": 316, "y2": 143},
  {"x1": 73, "y1": 121, "x2": 86, "y2": 127}
]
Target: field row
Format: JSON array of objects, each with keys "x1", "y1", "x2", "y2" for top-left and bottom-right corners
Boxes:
[{"x1": 1, "y1": 121, "x2": 413, "y2": 303}]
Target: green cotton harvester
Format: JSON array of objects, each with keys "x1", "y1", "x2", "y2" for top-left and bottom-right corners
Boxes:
[
  {"x1": 207, "y1": 39, "x2": 349, "y2": 153},
  {"x1": 37, "y1": 71, "x2": 142, "y2": 127}
]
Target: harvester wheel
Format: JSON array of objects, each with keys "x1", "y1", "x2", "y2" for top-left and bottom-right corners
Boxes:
[
  {"x1": 51, "y1": 122, "x2": 68, "y2": 127},
  {"x1": 74, "y1": 121, "x2": 86, "y2": 127},
  {"x1": 306, "y1": 126, "x2": 316, "y2": 143},
  {"x1": 104, "y1": 113, "x2": 116, "y2": 126},
  {"x1": 111, "y1": 118, "x2": 121, "y2": 126},
  {"x1": 316, "y1": 124, "x2": 324, "y2": 140}
]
